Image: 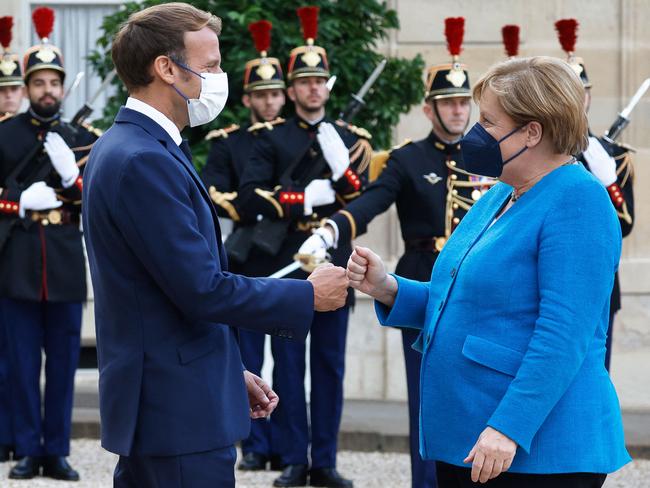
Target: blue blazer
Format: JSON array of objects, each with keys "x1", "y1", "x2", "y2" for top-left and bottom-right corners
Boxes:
[
  {"x1": 377, "y1": 164, "x2": 630, "y2": 474},
  {"x1": 82, "y1": 108, "x2": 314, "y2": 456}
]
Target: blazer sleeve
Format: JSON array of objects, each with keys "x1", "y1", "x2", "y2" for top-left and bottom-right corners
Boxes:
[
  {"x1": 114, "y1": 150, "x2": 314, "y2": 340},
  {"x1": 486, "y1": 179, "x2": 622, "y2": 453},
  {"x1": 374, "y1": 274, "x2": 430, "y2": 330}
]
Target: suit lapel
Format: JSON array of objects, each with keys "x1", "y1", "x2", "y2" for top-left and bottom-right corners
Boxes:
[{"x1": 115, "y1": 108, "x2": 227, "y2": 267}]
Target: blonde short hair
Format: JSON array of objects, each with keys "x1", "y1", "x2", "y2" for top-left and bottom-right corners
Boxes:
[{"x1": 473, "y1": 56, "x2": 588, "y2": 155}]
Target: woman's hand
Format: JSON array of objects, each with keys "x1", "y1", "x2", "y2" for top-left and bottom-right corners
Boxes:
[
  {"x1": 464, "y1": 427, "x2": 517, "y2": 483},
  {"x1": 346, "y1": 246, "x2": 397, "y2": 307}
]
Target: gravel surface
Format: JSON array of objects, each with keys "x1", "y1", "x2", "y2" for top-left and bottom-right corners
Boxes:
[{"x1": 1, "y1": 439, "x2": 647, "y2": 487}]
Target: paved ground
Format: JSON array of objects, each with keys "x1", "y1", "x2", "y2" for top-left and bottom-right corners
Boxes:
[{"x1": 1, "y1": 440, "x2": 648, "y2": 487}]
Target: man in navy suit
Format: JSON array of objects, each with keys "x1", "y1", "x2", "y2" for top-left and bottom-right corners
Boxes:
[{"x1": 82, "y1": 4, "x2": 349, "y2": 487}]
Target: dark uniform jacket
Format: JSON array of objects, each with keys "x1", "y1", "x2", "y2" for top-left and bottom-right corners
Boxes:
[
  {"x1": 331, "y1": 131, "x2": 494, "y2": 282},
  {"x1": 201, "y1": 119, "x2": 284, "y2": 277},
  {"x1": 237, "y1": 116, "x2": 372, "y2": 283},
  {"x1": 578, "y1": 136, "x2": 635, "y2": 314},
  {"x1": 0, "y1": 111, "x2": 99, "y2": 302}
]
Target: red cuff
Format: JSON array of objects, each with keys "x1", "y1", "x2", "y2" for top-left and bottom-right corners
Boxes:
[
  {"x1": 606, "y1": 183, "x2": 624, "y2": 208},
  {"x1": 74, "y1": 176, "x2": 83, "y2": 192},
  {"x1": 344, "y1": 168, "x2": 361, "y2": 191},
  {"x1": 279, "y1": 191, "x2": 305, "y2": 205},
  {"x1": 0, "y1": 200, "x2": 19, "y2": 215}
]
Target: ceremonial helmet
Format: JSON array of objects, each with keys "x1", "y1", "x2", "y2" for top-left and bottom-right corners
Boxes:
[
  {"x1": 555, "y1": 18, "x2": 591, "y2": 88},
  {"x1": 23, "y1": 7, "x2": 65, "y2": 82},
  {"x1": 0, "y1": 16, "x2": 23, "y2": 87},
  {"x1": 425, "y1": 17, "x2": 471, "y2": 101},
  {"x1": 287, "y1": 6, "x2": 329, "y2": 82},
  {"x1": 501, "y1": 25, "x2": 520, "y2": 59},
  {"x1": 243, "y1": 20, "x2": 285, "y2": 93}
]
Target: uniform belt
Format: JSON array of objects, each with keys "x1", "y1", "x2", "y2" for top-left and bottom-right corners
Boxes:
[
  {"x1": 28, "y1": 209, "x2": 79, "y2": 226},
  {"x1": 404, "y1": 237, "x2": 447, "y2": 253}
]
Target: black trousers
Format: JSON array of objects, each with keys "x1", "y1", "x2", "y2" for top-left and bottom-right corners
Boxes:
[{"x1": 435, "y1": 462, "x2": 607, "y2": 488}]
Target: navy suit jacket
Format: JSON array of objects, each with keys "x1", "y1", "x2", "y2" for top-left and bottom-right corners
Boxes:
[{"x1": 82, "y1": 107, "x2": 314, "y2": 456}]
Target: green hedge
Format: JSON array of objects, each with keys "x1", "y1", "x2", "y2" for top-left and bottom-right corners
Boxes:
[{"x1": 88, "y1": 0, "x2": 425, "y2": 167}]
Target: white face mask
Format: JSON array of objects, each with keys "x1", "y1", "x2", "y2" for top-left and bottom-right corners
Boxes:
[{"x1": 172, "y1": 60, "x2": 229, "y2": 127}]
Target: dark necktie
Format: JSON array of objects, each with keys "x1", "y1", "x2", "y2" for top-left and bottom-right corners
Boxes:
[{"x1": 179, "y1": 140, "x2": 193, "y2": 163}]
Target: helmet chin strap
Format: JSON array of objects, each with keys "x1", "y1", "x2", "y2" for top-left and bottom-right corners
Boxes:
[{"x1": 432, "y1": 99, "x2": 470, "y2": 141}]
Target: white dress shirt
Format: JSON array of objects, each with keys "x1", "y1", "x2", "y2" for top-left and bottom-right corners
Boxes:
[{"x1": 125, "y1": 97, "x2": 182, "y2": 146}]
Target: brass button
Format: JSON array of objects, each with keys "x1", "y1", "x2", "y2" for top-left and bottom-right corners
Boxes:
[
  {"x1": 48, "y1": 210, "x2": 62, "y2": 225},
  {"x1": 41, "y1": 219, "x2": 49, "y2": 226},
  {"x1": 471, "y1": 189, "x2": 482, "y2": 201}
]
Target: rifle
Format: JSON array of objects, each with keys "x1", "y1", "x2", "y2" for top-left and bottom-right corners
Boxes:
[
  {"x1": 338, "y1": 59, "x2": 386, "y2": 123},
  {"x1": 603, "y1": 78, "x2": 650, "y2": 143}
]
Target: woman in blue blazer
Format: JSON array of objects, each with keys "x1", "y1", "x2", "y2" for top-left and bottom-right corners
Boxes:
[{"x1": 347, "y1": 56, "x2": 630, "y2": 487}]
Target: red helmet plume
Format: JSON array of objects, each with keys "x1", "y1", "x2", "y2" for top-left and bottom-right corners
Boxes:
[
  {"x1": 555, "y1": 18, "x2": 578, "y2": 54},
  {"x1": 32, "y1": 7, "x2": 55, "y2": 41},
  {"x1": 444, "y1": 17, "x2": 465, "y2": 57},
  {"x1": 249, "y1": 20, "x2": 272, "y2": 54},
  {"x1": 501, "y1": 25, "x2": 520, "y2": 57},
  {"x1": 297, "y1": 6, "x2": 319, "y2": 42}
]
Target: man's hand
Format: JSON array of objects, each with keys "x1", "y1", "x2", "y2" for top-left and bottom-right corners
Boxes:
[
  {"x1": 317, "y1": 122, "x2": 350, "y2": 180},
  {"x1": 463, "y1": 427, "x2": 517, "y2": 483},
  {"x1": 583, "y1": 136, "x2": 617, "y2": 187},
  {"x1": 307, "y1": 263, "x2": 349, "y2": 312},
  {"x1": 44, "y1": 132, "x2": 80, "y2": 188},
  {"x1": 18, "y1": 181, "x2": 63, "y2": 218},
  {"x1": 346, "y1": 246, "x2": 397, "y2": 306},
  {"x1": 244, "y1": 370, "x2": 278, "y2": 419}
]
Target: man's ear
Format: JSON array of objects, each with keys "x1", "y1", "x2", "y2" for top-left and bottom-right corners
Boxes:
[
  {"x1": 287, "y1": 85, "x2": 296, "y2": 103},
  {"x1": 152, "y1": 55, "x2": 176, "y2": 85},
  {"x1": 242, "y1": 94, "x2": 251, "y2": 109},
  {"x1": 422, "y1": 102, "x2": 435, "y2": 124},
  {"x1": 526, "y1": 121, "x2": 543, "y2": 147}
]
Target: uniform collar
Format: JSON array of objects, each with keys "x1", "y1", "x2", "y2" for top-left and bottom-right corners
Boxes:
[
  {"x1": 125, "y1": 97, "x2": 182, "y2": 145},
  {"x1": 28, "y1": 107, "x2": 61, "y2": 129},
  {"x1": 295, "y1": 115, "x2": 326, "y2": 132},
  {"x1": 427, "y1": 130, "x2": 462, "y2": 154}
]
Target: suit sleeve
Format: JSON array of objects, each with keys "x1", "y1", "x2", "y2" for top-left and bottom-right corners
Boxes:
[
  {"x1": 331, "y1": 153, "x2": 405, "y2": 242},
  {"x1": 238, "y1": 130, "x2": 308, "y2": 221},
  {"x1": 114, "y1": 150, "x2": 314, "y2": 340},
  {"x1": 374, "y1": 274, "x2": 429, "y2": 330},
  {"x1": 486, "y1": 180, "x2": 622, "y2": 453},
  {"x1": 200, "y1": 138, "x2": 243, "y2": 222}
]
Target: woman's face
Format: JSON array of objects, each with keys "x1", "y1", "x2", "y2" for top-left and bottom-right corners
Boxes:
[{"x1": 477, "y1": 87, "x2": 528, "y2": 166}]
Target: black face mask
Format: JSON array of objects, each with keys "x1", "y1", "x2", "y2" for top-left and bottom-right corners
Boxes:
[{"x1": 460, "y1": 123, "x2": 528, "y2": 177}]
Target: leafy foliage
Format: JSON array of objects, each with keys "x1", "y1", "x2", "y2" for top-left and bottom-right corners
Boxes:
[{"x1": 88, "y1": 0, "x2": 425, "y2": 166}]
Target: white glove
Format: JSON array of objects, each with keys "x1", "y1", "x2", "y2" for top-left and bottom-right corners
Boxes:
[
  {"x1": 44, "y1": 132, "x2": 80, "y2": 188},
  {"x1": 19, "y1": 181, "x2": 63, "y2": 218},
  {"x1": 298, "y1": 227, "x2": 335, "y2": 260},
  {"x1": 304, "y1": 179, "x2": 336, "y2": 215},
  {"x1": 317, "y1": 122, "x2": 350, "y2": 180},
  {"x1": 583, "y1": 136, "x2": 617, "y2": 186}
]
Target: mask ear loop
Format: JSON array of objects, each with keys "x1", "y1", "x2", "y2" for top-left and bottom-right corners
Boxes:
[
  {"x1": 499, "y1": 124, "x2": 529, "y2": 165},
  {"x1": 169, "y1": 57, "x2": 205, "y2": 102}
]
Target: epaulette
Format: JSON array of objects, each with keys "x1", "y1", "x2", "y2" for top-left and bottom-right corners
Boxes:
[
  {"x1": 335, "y1": 119, "x2": 372, "y2": 140},
  {"x1": 205, "y1": 123, "x2": 240, "y2": 141},
  {"x1": 0, "y1": 112, "x2": 15, "y2": 124},
  {"x1": 248, "y1": 117, "x2": 285, "y2": 133},
  {"x1": 369, "y1": 139, "x2": 412, "y2": 182},
  {"x1": 82, "y1": 121, "x2": 103, "y2": 137}
]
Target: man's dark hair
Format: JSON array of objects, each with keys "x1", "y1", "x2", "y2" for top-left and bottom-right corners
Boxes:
[{"x1": 111, "y1": 2, "x2": 221, "y2": 92}]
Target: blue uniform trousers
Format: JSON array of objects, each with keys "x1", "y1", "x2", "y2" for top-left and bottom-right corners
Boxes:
[
  {"x1": 402, "y1": 327, "x2": 438, "y2": 488},
  {"x1": 0, "y1": 298, "x2": 81, "y2": 457},
  {"x1": 271, "y1": 307, "x2": 349, "y2": 468},
  {"x1": 238, "y1": 329, "x2": 282, "y2": 458},
  {"x1": 0, "y1": 309, "x2": 12, "y2": 448},
  {"x1": 114, "y1": 446, "x2": 237, "y2": 488}
]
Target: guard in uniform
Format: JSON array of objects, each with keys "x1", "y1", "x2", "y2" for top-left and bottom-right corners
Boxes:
[
  {"x1": 0, "y1": 16, "x2": 24, "y2": 117},
  {"x1": 200, "y1": 19, "x2": 287, "y2": 472},
  {"x1": 0, "y1": 15, "x2": 24, "y2": 463},
  {"x1": 237, "y1": 7, "x2": 372, "y2": 487},
  {"x1": 555, "y1": 19, "x2": 634, "y2": 370},
  {"x1": 299, "y1": 17, "x2": 495, "y2": 488},
  {"x1": 0, "y1": 7, "x2": 99, "y2": 481}
]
